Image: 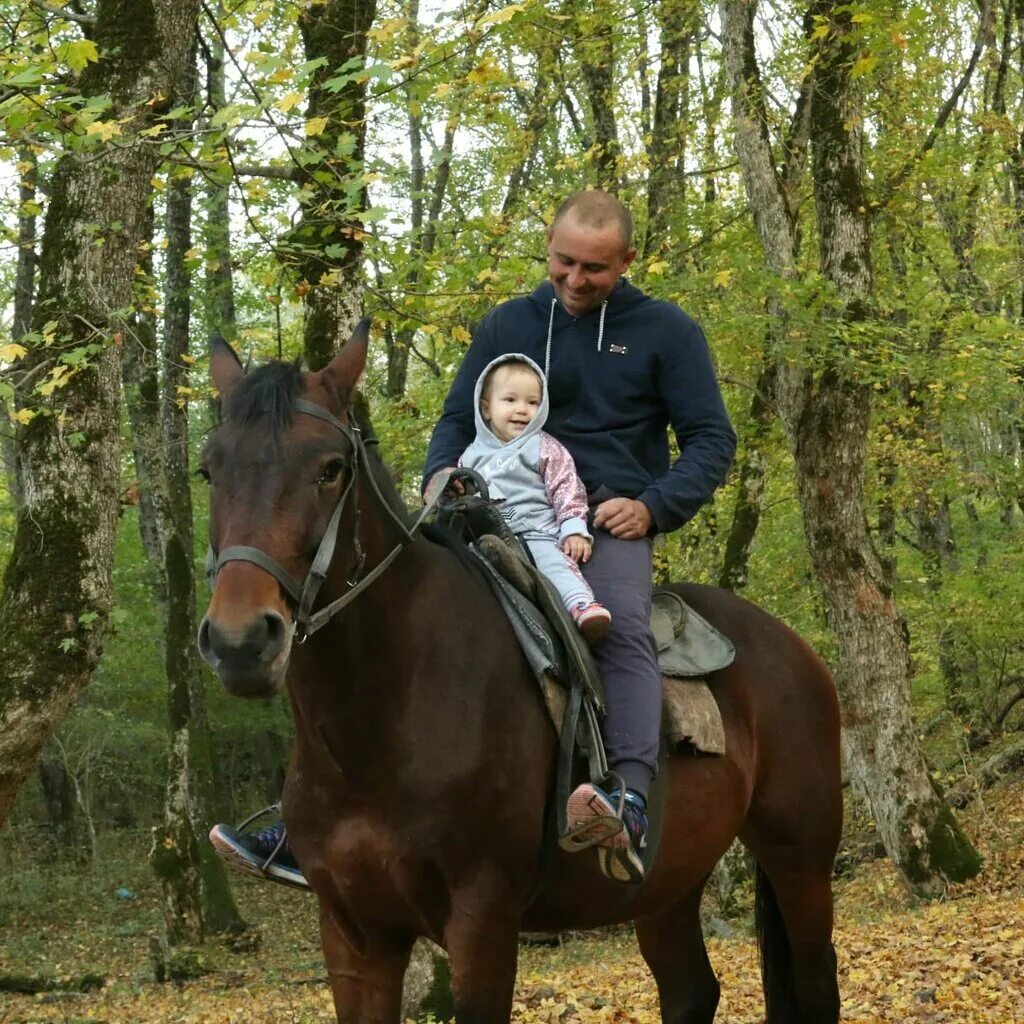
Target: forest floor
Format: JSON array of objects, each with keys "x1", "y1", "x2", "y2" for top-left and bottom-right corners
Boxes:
[{"x1": 1, "y1": 775, "x2": 1023, "y2": 1024}]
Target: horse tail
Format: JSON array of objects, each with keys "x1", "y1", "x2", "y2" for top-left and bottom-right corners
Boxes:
[{"x1": 754, "y1": 862, "x2": 799, "y2": 1021}]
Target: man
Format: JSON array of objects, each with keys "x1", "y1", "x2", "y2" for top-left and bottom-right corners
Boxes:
[
  {"x1": 210, "y1": 190, "x2": 735, "y2": 887},
  {"x1": 422, "y1": 190, "x2": 735, "y2": 883}
]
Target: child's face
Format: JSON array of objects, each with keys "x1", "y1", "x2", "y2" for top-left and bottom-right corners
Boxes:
[{"x1": 480, "y1": 364, "x2": 542, "y2": 443}]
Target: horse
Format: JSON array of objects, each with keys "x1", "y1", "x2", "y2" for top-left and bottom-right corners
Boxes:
[{"x1": 197, "y1": 321, "x2": 842, "y2": 1024}]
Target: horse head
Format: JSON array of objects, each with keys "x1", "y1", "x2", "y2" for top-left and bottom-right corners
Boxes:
[{"x1": 197, "y1": 322, "x2": 370, "y2": 698}]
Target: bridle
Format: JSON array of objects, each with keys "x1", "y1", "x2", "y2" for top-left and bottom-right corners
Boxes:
[{"x1": 204, "y1": 397, "x2": 438, "y2": 641}]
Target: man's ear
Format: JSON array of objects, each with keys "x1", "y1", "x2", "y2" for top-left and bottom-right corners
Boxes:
[
  {"x1": 210, "y1": 334, "x2": 244, "y2": 402},
  {"x1": 321, "y1": 318, "x2": 371, "y2": 397},
  {"x1": 621, "y1": 246, "x2": 638, "y2": 273}
]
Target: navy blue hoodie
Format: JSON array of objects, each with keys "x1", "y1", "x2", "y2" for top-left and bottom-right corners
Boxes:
[{"x1": 423, "y1": 279, "x2": 736, "y2": 535}]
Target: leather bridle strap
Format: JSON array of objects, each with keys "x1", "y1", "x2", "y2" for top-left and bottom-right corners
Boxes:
[{"x1": 206, "y1": 398, "x2": 449, "y2": 639}]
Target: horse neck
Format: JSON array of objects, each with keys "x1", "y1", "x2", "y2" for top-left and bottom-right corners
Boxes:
[{"x1": 284, "y1": 490, "x2": 471, "y2": 782}]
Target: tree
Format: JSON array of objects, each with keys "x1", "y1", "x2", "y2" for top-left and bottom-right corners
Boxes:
[{"x1": 0, "y1": 0, "x2": 202, "y2": 828}]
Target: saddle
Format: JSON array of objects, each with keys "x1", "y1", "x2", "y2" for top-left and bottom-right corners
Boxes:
[{"x1": 433, "y1": 477, "x2": 735, "y2": 783}]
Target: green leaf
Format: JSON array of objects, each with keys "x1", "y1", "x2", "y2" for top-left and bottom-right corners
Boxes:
[{"x1": 60, "y1": 39, "x2": 100, "y2": 73}]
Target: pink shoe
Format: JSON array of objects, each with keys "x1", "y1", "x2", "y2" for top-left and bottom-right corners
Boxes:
[{"x1": 570, "y1": 601, "x2": 611, "y2": 645}]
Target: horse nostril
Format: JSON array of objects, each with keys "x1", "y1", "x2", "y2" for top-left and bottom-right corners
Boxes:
[
  {"x1": 259, "y1": 611, "x2": 287, "y2": 663},
  {"x1": 197, "y1": 616, "x2": 216, "y2": 664}
]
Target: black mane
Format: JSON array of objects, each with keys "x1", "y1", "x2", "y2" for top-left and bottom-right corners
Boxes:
[{"x1": 226, "y1": 360, "x2": 303, "y2": 432}]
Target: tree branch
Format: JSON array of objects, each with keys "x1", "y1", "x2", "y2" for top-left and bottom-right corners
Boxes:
[{"x1": 875, "y1": 0, "x2": 993, "y2": 208}]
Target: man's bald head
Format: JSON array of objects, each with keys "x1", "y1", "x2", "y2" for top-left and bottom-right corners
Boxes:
[{"x1": 552, "y1": 191, "x2": 634, "y2": 254}]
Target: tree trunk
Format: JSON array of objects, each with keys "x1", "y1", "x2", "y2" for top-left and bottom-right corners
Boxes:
[
  {"x1": 201, "y1": 5, "x2": 237, "y2": 343},
  {"x1": 3, "y1": 150, "x2": 38, "y2": 506},
  {"x1": 576, "y1": 0, "x2": 620, "y2": 189},
  {"x1": 149, "y1": 161, "x2": 244, "y2": 941},
  {"x1": 796, "y1": 0, "x2": 980, "y2": 894},
  {"x1": 124, "y1": 204, "x2": 169, "y2": 604},
  {"x1": 0, "y1": 0, "x2": 201, "y2": 829},
  {"x1": 644, "y1": 0, "x2": 696, "y2": 258},
  {"x1": 292, "y1": 0, "x2": 377, "y2": 369},
  {"x1": 721, "y1": 0, "x2": 980, "y2": 894}
]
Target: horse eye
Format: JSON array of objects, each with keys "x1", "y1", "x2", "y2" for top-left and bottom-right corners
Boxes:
[{"x1": 317, "y1": 460, "x2": 346, "y2": 487}]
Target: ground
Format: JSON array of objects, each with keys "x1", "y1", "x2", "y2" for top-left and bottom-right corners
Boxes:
[{"x1": 1, "y1": 776, "x2": 1022, "y2": 1024}]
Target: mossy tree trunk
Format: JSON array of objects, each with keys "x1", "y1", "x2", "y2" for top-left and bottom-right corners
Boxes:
[
  {"x1": 793, "y1": 0, "x2": 980, "y2": 895},
  {"x1": 0, "y1": 0, "x2": 201, "y2": 829},
  {"x1": 721, "y1": 0, "x2": 981, "y2": 895}
]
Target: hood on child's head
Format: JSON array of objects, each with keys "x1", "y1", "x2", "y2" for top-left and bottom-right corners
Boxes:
[{"x1": 472, "y1": 352, "x2": 549, "y2": 449}]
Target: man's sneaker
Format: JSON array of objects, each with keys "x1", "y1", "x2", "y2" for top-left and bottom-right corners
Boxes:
[
  {"x1": 209, "y1": 814, "x2": 309, "y2": 891},
  {"x1": 559, "y1": 782, "x2": 624, "y2": 852},
  {"x1": 596, "y1": 789, "x2": 648, "y2": 884},
  {"x1": 570, "y1": 601, "x2": 612, "y2": 645}
]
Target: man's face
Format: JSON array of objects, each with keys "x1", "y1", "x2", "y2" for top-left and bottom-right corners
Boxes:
[{"x1": 547, "y1": 214, "x2": 637, "y2": 317}]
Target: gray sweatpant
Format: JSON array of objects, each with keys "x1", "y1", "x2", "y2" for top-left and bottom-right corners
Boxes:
[
  {"x1": 580, "y1": 532, "x2": 660, "y2": 799},
  {"x1": 518, "y1": 529, "x2": 595, "y2": 612}
]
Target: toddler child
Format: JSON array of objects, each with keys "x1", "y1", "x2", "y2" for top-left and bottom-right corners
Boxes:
[{"x1": 459, "y1": 353, "x2": 611, "y2": 644}]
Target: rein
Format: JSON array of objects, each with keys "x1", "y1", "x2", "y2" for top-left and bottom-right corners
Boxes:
[{"x1": 205, "y1": 398, "x2": 441, "y2": 640}]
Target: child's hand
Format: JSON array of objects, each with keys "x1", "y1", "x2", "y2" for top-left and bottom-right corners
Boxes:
[{"x1": 562, "y1": 535, "x2": 592, "y2": 563}]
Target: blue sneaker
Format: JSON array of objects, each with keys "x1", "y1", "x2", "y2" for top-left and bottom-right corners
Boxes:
[
  {"x1": 560, "y1": 783, "x2": 648, "y2": 884},
  {"x1": 597, "y1": 790, "x2": 648, "y2": 884},
  {"x1": 209, "y1": 807, "x2": 309, "y2": 891}
]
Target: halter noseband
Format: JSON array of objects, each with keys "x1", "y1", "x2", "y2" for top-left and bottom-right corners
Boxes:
[{"x1": 205, "y1": 397, "x2": 432, "y2": 640}]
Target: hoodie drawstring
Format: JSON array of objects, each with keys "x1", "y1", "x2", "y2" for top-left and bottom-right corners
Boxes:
[
  {"x1": 544, "y1": 297, "x2": 608, "y2": 378},
  {"x1": 544, "y1": 298, "x2": 556, "y2": 380}
]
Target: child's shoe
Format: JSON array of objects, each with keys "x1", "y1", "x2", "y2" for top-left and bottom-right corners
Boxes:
[{"x1": 570, "y1": 601, "x2": 611, "y2": 645}]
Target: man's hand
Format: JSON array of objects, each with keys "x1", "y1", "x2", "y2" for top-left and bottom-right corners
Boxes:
[
  {"x1": 562, "y1": 534, "x2": 592, "y2": 563},
  {"x1": 592, "y1": 497, "x2": 653, "y2": 539},
  {"x1": 423, "y1": 467, "x2": 463, "y2": 504}
]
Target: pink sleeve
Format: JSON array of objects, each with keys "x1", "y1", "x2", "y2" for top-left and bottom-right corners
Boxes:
[{"x1": 537, "y1": 433, "x2": 590, "y2": 533}]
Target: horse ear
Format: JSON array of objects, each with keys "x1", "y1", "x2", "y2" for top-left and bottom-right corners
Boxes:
[
  {"x1": 210, "y1": 334, "x2": 244, "y2": 400},
  {"x1": 322, "y1": 318, "x2": 371, "y2": 396}
]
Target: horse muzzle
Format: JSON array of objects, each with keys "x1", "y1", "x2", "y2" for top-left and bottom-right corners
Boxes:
[{"x1": 197, "y1": 610, "x2": 293, "y2": 698}]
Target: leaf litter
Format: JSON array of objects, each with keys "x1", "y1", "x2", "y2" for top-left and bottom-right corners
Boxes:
[{"x1": 1, "y1": 775, "x2": 1022, "y2": 1023}]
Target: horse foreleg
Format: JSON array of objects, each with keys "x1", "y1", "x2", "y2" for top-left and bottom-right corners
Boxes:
[
  {"x1": 445, "y1": 894, "x2": 520, "y2": 1024},
  {"x1": 319, "y1": 905, "x2": 413, "y2": 1024},
  {"x1": 635, "y1": 882, "x2": 720, "y2": 1024}
]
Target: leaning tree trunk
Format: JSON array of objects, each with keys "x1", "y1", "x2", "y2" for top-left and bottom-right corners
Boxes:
[
  {"x1": 795, "y1": 0, "x2": 980, "y2": 894},
  {"x1": 0, "y1": 0, "x2": 201, "y2": 829}
]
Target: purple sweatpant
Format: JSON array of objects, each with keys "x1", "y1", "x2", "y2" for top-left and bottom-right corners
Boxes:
[{"x1": 580, "y1": 532, "x2": 660, "y2": 799}]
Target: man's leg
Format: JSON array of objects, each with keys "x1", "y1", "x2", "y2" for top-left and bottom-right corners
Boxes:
[
  {"x1": 564, "y1": 532, "x2": 658, "y2": 882},
  {"x1": 581, "y1": 532, "x2": 660, "y2": 798}
]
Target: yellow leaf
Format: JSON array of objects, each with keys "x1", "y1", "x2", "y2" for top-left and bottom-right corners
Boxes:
[
  {"x1": 277, "y1": 91, "x2": 304, "y2": 113},
  {"x1": 714, "y1": 268, "x2": 734, "y2": 287},
  {"x1": 851, "y1": 55, "x2": 877, "y2": 79},
  {"x1": 85, "y1": 120, "x2": 122, "y2": 142},
  {"x1": 452, "y1": 326, "x2": 471, "y2": 344},
  {"x1": 268, "y1": 68, "x2": 294, "y2": 84},
  {"x1": 647, "y1": 260, "x2": 667, "y2": 276},
  {"x1": 0, "y1": 342, "x2": 28, "y2": 362},
  {"x1": 477, "y1": 2, "x2": 528, "y2": 28},
  {"x1": 306, "y1": 116, "x2": 329, "y2": 136},
  {"x1": 466, "y1": 59, "x2": 501, "y2": 85},
  {"x1": 367, "y1": 17, "x2": 409, "y2": 42},
  {"x1": 434, "y1": 82, "x2": 452, "y2": 100},
  {"x1": 12, "y1": 407, "x2": 35, "y2": 425}
]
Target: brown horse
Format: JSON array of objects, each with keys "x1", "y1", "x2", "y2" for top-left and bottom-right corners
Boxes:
[{"x1": 198, "y1": 323, "x2": 842, "y2": 1024}]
